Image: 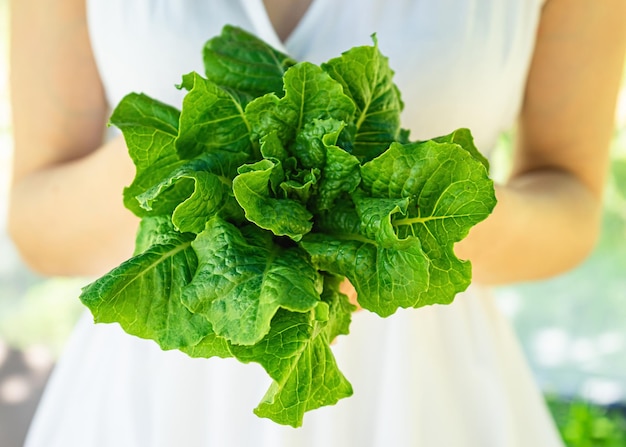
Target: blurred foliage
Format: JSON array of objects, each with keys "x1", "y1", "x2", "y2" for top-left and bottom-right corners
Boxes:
[
  {"x1": 547, "y1": 396, "x2": 626, "y2": 447},
  {"x1": 0, "y1": 276, "x2": 86, "y2": 356}
]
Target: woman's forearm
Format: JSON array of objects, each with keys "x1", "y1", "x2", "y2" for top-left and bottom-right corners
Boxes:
[
  {"x1": 455, "y1": 167, "x2": 604, "y2": 286},
  {"x1": 8, "y1": 136, "x2": 139, "y2": 277}
]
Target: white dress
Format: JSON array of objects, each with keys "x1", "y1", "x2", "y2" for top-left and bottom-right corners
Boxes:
[{"x1": 25, "y1": 1, "x2": 565, "y2": 446}]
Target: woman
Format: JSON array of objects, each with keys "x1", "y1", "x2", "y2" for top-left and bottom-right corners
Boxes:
[{"x1": 9, "y1": 0, "x2": 626, "y2": 445}]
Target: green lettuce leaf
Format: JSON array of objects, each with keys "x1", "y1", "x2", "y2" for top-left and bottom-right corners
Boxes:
[
  {"x1": 432, "y1": 127, "x2": 490, "y2": 171},
  {"x1": 181, "y1": 217, "x2": 323, "y2": 345},
  {"x1": 175, "y1": 72, "x2": 252, "y2": 159},
  {"x1": 110, "y1": 93, "x2": 188, "y2": 217},
  {"x1": 251, "y1": 314, "x2": 353, "y2": 427},
  {"x1": 233, "y1": 159, "x2": 313, "y2": 240},
  {"x1": 182, "y1": 274, "x2": 354, "y2": 427},
  {"x1": 322, "y1": 39, "x2": 403, "y2": 161},
  {"x1": 360, "y1": 140, "x2": 497, "y2": 304},
  {"x1": 80, "y1": 217, "x2": 210, "y2": 350},
  {"x1": 136, "y1": 154, "x2": 247, "y2": 234},
  {"x1": 292, "y1": 118, "x2": 344, "y2": 169},
  {"x1": 315, "y1": 144, "x2": 361, "y2": 212},
  {"x1": 203, "y1": 24, "x2": 297, "y2": 99},
  {"x1": 233, "y1": 275, "x2": 354, "y2": 427},
  {"x1": 301, "y1": 234, "x2": 430, "y2": 317},
  {"x1": 245, "y1": 62, "x2": 356, "y2": 146}
]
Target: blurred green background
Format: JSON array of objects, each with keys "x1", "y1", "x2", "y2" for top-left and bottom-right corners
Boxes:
[{"x1": 0, "y1": 1, "x2": 625, "y2": 445}]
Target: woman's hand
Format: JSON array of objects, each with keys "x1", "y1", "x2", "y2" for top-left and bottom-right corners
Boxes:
[{"x1": 340, "y1": 278, "x2": 361, "y2": 311}]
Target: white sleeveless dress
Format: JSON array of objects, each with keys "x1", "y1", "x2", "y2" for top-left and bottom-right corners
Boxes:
[{"x1": 25, "y1": 1, "x2": 565, "y2": 446}]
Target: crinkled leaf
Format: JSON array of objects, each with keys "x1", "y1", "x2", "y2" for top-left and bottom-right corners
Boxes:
[
  {"x1": 292, "y1": 118, "x2": 344, "y2": 169},
  {"x1": 136, "y1": 155, "x2": 246, "y2": 233},
  {"x1": 301, "y1": 232, "x2": 430, "y2": 317},
  {"x1": 360, "y1": 140, "x2": 496, "y2": 304},
  {"x1": 432, "y1": 128, "x2": 490, "y2": 171},
  {"x1": 170, "y1": 172, "x2": 238, "y2": 234},
  {"x1": 322, "y1": 40, "x2": 403, "y2": 161},
  {"x1": 135, "y1": 151, "x2": 247, "y2": 223},
  {"x1": 303, "y1": 193, "x2": 431, "y2": 316},
  {"x1": 245, "y1": 62, "x2": 356, "y2": 146},
  {"x1": 316, "y1": 145, "x2": 361, "y2": 211},
  {"x1": 79, "y1": 217, "x2": 210, "y2": 350},
  {"x1": 157, "y1": 172, "x2": 231, "y2": 234},
  {"x1": 180, "y1": 332, "x2": 233, "y2": 359},
  {"x1": 313, "y1": 198, "x2": 362, "y2": 239},
  {"x1": 110, "y1": 93, "x2": 189, "y2": 217},
  {"x1": 175, "y1": 72, "x2": 252, "y2": 159},
  {"x1": 259, "y1": 131, "x2": 289, "y2": 162},
  {"x1": 257, "y1": 276, "x2": 355, "y2": 428},
  {"x1": 253, "y1": 322, "x2": 353, "y2": 427},
  {"x1": 203, "y1": 25, "x2": 297, "y2": 99},
  {"x1": 233, "y1": 159, "x2": 313, "y2": 240},
  {"x1": 279, "y1": 172, "x2": 318, "y2": 203},
  {"x1": 181, "y1": 217, "x2": 322, "y2": 345},
  {"x1": 353, "y1": 192, "x2": 412, "y2": 245},
  {"x1": 232, "y1": 280, "x2": 354, "y2": 427},
  {"x1": 185, "y1": 274, "x2": 353, "y2": 427}
]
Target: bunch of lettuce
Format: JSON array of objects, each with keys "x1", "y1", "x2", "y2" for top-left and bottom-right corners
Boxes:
[{"x1": 79, "y1": 25, "x2": 496, "y2": 427}]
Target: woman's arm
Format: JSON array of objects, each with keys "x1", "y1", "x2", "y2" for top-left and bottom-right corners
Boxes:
[
  {"x1": 455, "y1": 0, "x2": 626, "y2": 285},
  {"x1": 8, "y1": 0, "x2": 139, "y2": 276}
]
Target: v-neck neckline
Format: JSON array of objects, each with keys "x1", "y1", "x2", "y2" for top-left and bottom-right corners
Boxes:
[
  {"x1": 244, "y1": 0, "x2": 322, "y2": 51},
  {"x1": 262, "y1": 0, "x2": 316, "y2": 45}
]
